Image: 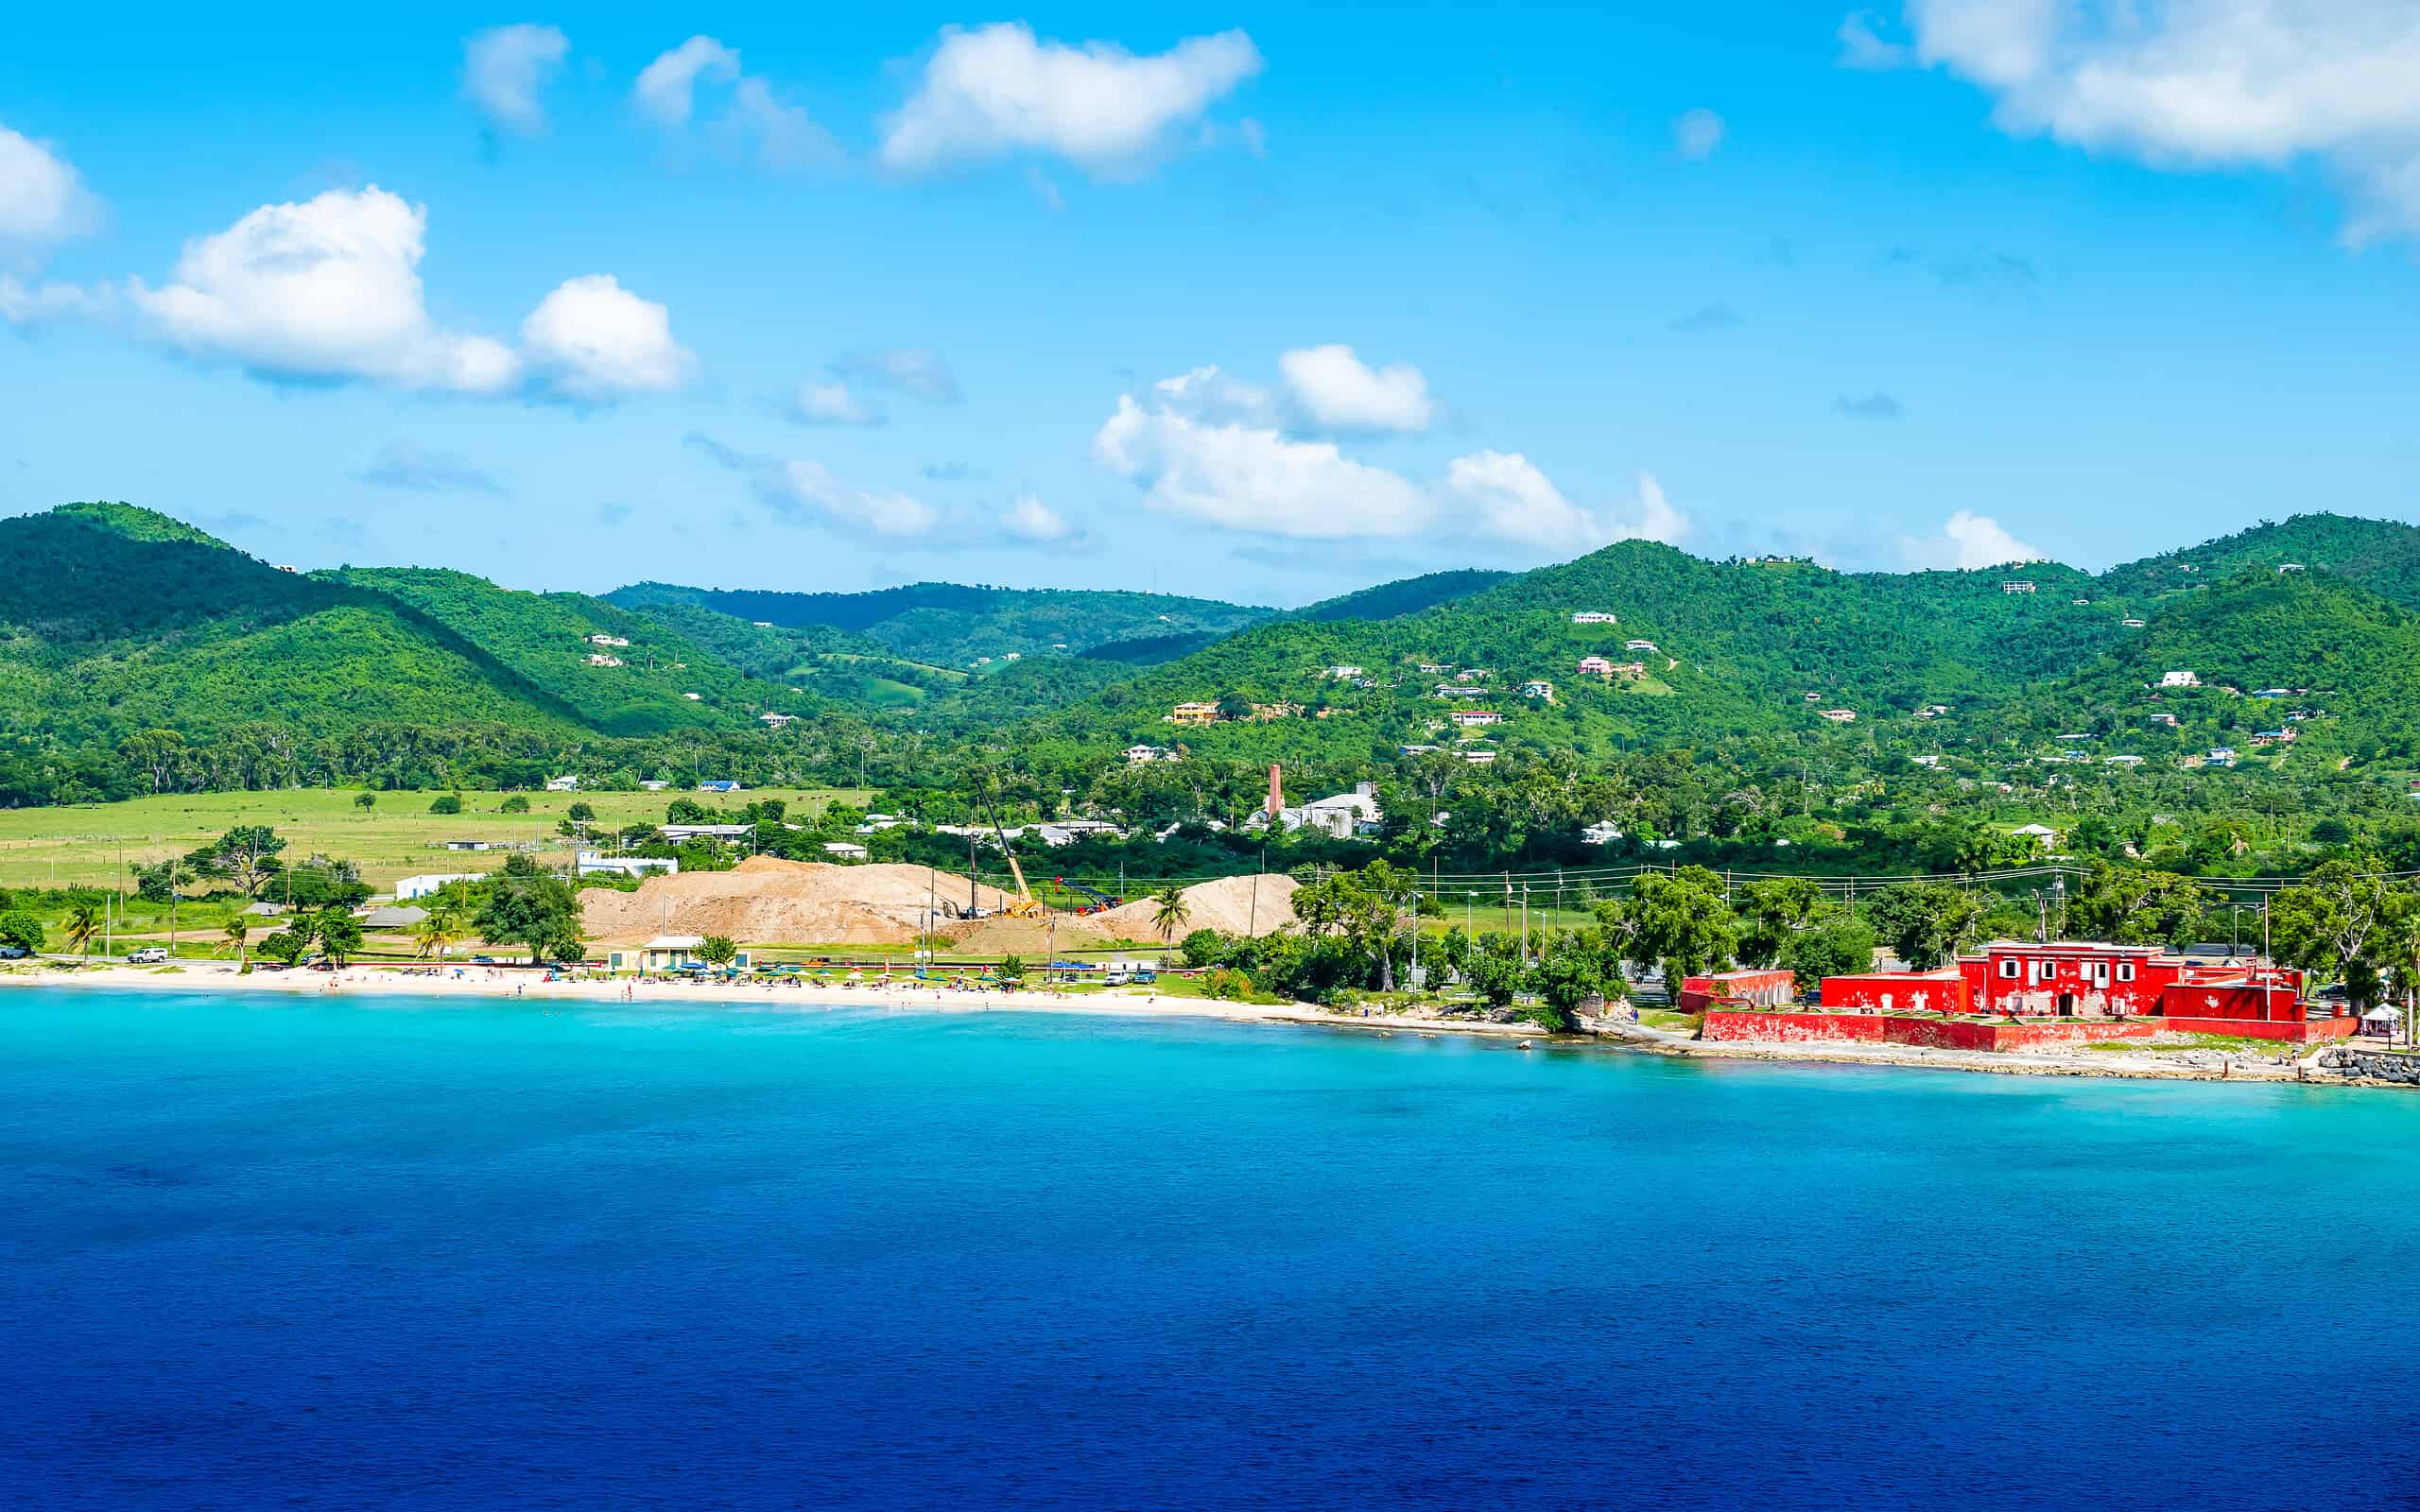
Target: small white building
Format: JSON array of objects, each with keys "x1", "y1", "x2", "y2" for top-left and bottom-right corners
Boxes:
[
  {"x1": 2000, "y1": 580, "x2": 2036, "y2": 594},
  {"x1": 759, "y1": 712, "x2": 800, "y2": 727},
  {"x1": 1521, "y1": 679, "x2": 1555, "y2": 701},
  {"x1": 1449, "y1": 710, "x2": 1502, "y2": 728},
  {"x1": 2012, "y1": 823, "x2": 2059, "y2": 848},
  {"x1": 662, "y1": 823, "x2": 752, "y2": 842},
  {"x1": 1817, "y1": 709, "x2": 1857, "y2": 722},
  {"x1": 2159, "y1": 670, "x2": 2200, "y2": 688},
  {"x1": 395, "y1": 871, "x2": 486, "y2": 901},
  {"x1": 1582, "y1": 820, "x2": 1623, "y2": 845},
  {"x1": 822, "y1": 842, "x2": 869, "y2": 861},
  {"x1": 1625, "y1": 639, "x2": 1657, "y2": 652},
  {"x1": 585, "y1": 654, "x2": 624, "y2": 667},
  {"x1": 586, "y1": 633, "x2": 631, "y2": 647},
  {"x1": 1124, "y1": 744, "x2": 1178, "y2": 764},
  {"x1": 545, "y1": 775, "x2": 579, "y2": 792},
  {"x1": 1323, "y1": 664, "x2": 1364, "y2": 679},
  {"x1": 578, "y1": 851, "x2": 678, "y2": 881},
  {"x1": 1570, "y1": 611, "x2": 1616, "y2": 625},
  {"x1": 604, "y1": 935, "x2": 753, "y2": 974}
]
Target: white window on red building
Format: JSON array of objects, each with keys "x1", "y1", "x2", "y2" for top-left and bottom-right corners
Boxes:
[
  {"x1": 2118, "y1": 962, "x2": 2135, "y2": 982},
  {"x1": 1999, "y1": 958, "x2": 2019, "y2": 979}
]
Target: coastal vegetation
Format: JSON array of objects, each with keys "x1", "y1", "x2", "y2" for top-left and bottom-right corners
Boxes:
[{"x1": 15, "y1": 502, "x2": 2420, "y2": 909}]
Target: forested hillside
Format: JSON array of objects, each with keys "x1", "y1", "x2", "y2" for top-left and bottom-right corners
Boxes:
[
  {"x1": 0, "y1": 505, "x2": 602, "y2": 744},
  {"x1": 1291, "y1": 568, "x2": 1511, "y2": 623},
  {"x1": 607, "y1": 579, "x2": 1270, "y2": 665},
  {"x1": 2097, "y1": 514, "x2": 2420, "y2": 609},
  {"x1": 15, "y1": 499, "x2": 2420, "y2": 885},
  {"x1": 326, "y1": 568, "x2": 799, "y2": 736}
]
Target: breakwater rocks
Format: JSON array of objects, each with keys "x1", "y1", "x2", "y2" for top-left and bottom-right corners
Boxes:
[{"x1": 2320, "y1": 1048, "x2": 2420, "y2": 1086}]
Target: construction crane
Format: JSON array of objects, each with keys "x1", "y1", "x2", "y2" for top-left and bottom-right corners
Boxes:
[
  {"x1": 1057, "y1": 878, "x2": 1121, "y2": 915},
  {"x1": 974, "y1": 788, "x2": 1049, "y2": 919}
]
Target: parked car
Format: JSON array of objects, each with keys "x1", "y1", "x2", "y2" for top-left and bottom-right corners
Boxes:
[
  {"x1": 126, "y1": 947, "x2": 170, "y2": 965},
  {"x1": 0, "y1": 946, "x2": 26, "y2": 959}
]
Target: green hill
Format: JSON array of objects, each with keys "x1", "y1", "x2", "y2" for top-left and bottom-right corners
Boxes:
[
  {"x1": 2099, "y1": 514, "x2": 2420, "y2": 609},
  {"x1": 1973, "y1": 570, "x2": 2420, "y2": 765},
  {"x1": 1292, "y1": 568, "x2": 1511, "y2": 623},
  {"x1": 321, "y1": 568, "x2": 803, "y2": 737},
  {"x1": 605, "y1": 580, "x2": 1272, "y2": 666},
  {"x1": 0, "y1": 504, "x2": 610, "y2": 745}
]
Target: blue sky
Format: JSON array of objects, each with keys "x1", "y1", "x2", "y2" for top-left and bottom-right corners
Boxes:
[{"x1": 4, "y1": 3, "x2": 2418, "y2": 606}]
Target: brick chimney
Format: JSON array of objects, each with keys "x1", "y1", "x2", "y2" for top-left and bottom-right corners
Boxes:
[{"x1": 1268, "y1": 763, "x2": 1284, "y2": 816}]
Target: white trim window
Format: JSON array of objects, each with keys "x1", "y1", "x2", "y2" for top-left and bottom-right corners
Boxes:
[
  {"x1": 2117, "y1": 961, "x2": 2136, "y2": 983},
  {"x1": 2090, "y1": 961, "x2": 2111, "y2": 987},
  {"x1": 1999, "y1": 958, "x2": 2020, "y2": 980}
]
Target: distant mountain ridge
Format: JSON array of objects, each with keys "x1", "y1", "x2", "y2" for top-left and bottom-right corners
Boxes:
[
  {"x1": 10, "y1": 501, "x2": 2420, "y2": 800},
  {"x1": 607, "y1": 580, "x2": 1272, "y2": 666}
]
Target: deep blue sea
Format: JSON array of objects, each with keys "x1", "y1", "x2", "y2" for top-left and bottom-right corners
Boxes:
[{"x1": 5, "y1": 989, "x2": 2418, "y2": 1510}]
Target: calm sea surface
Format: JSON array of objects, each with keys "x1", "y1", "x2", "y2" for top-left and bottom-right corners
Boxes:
[{"x1": 4, "y1": 989, "x2": 2417, "y2": 1510}]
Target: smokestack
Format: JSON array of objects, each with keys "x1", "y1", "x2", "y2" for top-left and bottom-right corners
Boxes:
[{"x1": 1268, "y1": 763, "x2": 1283, "y2": 816}]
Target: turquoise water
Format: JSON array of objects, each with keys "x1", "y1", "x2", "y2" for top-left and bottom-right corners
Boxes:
[{"x1": 4, "y1": 988, "x2": 2417, "y2": 1509}]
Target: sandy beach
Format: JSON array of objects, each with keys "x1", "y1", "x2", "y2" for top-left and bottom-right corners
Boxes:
[
  {"x1": 0, "y1": 960, "x2": 1544, "y2": 1040},
  {"x1": 5, "y1": 961, "x2": 2406, "y2": 1087}
]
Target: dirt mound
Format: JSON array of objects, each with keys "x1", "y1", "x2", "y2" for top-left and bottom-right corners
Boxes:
[
  {"x1": 1091, "y1": 874, "x2": 1298, "y2": 938},
  {"x1": 581, "y1": 858, "x2": 1022, "y2": 946},
  {"x1": 940, "y1": 916, "x2": 1117, "y2": 955}
]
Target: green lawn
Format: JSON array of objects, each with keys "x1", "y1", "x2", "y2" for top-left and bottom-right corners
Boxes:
[{"x1": 0, "y1": 786, "x2": 871, "y2": 892}]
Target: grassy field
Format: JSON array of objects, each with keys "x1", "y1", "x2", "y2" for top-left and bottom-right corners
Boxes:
[{"x1": 0, "y1": 787, "x2": 871, "y2": 892}]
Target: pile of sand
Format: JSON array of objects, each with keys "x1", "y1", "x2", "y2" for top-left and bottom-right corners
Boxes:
[
  {"x1": 1090, "y1": 874, "x2": 1298, "y2": 938},
  {"x1": 940, "y1": 916, "x2": 1116, "y2": 954},
  {"x1": 581, "y1": 858, "x2": 1022, "y2": 946}
]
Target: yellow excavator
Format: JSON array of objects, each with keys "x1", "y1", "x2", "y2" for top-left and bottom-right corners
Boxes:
[{"x1": 975, "y1": 790, "x2": 1050, "y2": 919}]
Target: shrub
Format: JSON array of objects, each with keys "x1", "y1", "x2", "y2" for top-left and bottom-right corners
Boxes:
[
  {"x1": 500, "y1": 795, "x2": 530, "y2": 814},
  {"x1": 429, "y1": 794, "x2": 463, "y2": 815}
]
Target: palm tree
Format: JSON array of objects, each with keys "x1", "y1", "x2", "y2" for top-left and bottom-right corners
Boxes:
[
  {"x1": 219, "y1": 916, "x2": 250, "y2": 960},
  {"x1": 1150, "y1": 884, "x2": 1192, "y2": 945},
  {"x1": 64, "y1": 901, "x2": 102, "y2": 961},
  {"x1": 413, "y1": 902, "x2": 466, "y2": 961}
]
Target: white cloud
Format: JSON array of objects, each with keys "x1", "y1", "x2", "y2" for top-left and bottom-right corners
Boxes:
[
  {"x1": 0, "y1": 275, "x2": 101, "y2": 323},
  {"x1": 1836, "y1": 10, "x2": 1911, "y2": 70},
  {"x1": 1673, "y1": 108, "x2": 1727, "y2": 161},
  {"x1": 635, "y1": 36, "x2": 838, "y2": 170},
  {"x1": 1093, "y1": 392, "x2": 1431, "y2": 540},
  {"x1": 792, "y1": 380, "x2": 884, "y2": 426},
  {"x1": 1004, "y1": 494, "x2": 1074, "y2": 542},
  {"x1": 1899, "y1": 508, "x2": 2046, "y2": 570},
  {"x1": 879, "y1": 23, "x2": 1263, "y2": 178},
  {"x1": 1277, "y1": 344, "x2": 1436, "y2": 434},
  {"x1": 772, "y1": 460, "x2": 941, "y2": 537},
  {"x1": 520, "y1": 274, "x2": 697, "y2": 400},
  {"x1": 1893, "y1": 0, "x2": 2420, "y2": 244},
  {"x1": 129, "y1": 187, "x2": 521, "y2": 393},
  {"x1": 725, "y1": 77, "x2": 842, "y2": 169},
  {"x1": 831, "y1": 346, "x2": 960, "y2": 403},
  {"x1": 634, "y1": 36, "x2": 740, "y2": 126},
  {"x1": 1095, "y1": 369, "x2": 1691, "y2": 549},
  {"x1": 1442, "y1": 454, "x2": 1691, "y2": 549},
  {"x1": 1150, "y1": 364, "x2": 1278, "y2": 426},
  {"x1": 462, "y1": 24, "x2": 569, "y2": 135},
  {"x1": 0, "y1": 122, "x2": 99, "y2": 247},
  {"x1": 689, "y1": 433, "x2": 942, "y2": 538}
]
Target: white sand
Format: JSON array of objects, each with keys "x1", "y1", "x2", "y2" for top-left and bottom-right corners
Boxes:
[{"x1": 0, "y1": 960, "x2": 1534, "y2": 1040}]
